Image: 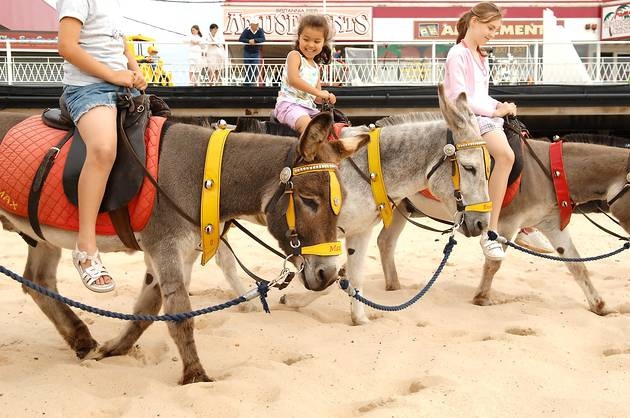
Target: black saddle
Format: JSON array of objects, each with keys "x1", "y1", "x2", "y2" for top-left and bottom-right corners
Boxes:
[
  {"x1": 41, "y1": 93, "x2": 171, "y2": 212},
  {"x1": 500, "y1": 116, "x2": 526, "y2": 186}
]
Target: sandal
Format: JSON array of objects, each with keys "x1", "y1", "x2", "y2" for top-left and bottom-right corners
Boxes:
[{"x1": 72, "y1": 246, "x2": 115, "y2": 293}]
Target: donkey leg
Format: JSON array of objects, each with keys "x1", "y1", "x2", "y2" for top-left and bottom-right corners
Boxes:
[
  {"x1": 541, "y1": 227, "x2": 611, "y2": 315},
  {"x1": 346, "y1": 230, "x2": 373, "y2": 325},
  {"x1": 215, "y1": 240, "x2": 259, "y2": 312},
  {"x1": 22, "y1": 242, "x2": 98, "y2": 359},
  {"x1": 151, "y1": 245, "x2": 211, "y2": 384},
  {"x1": 472, "y1": 225, "x2": 518, "y2": 306},
  {"x1": 97, "y1": 253, "x2": 163, "y2": 358},
  {"x1": 377, "y1": 209, "x2": 408, "y2": 291}
]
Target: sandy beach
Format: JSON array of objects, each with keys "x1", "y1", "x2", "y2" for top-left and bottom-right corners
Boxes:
[{"x1": 1, "y1": 215, "x2": 630, "y2": 417}]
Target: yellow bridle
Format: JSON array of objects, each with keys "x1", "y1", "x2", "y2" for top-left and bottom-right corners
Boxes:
[{"x1": 200, "y1": 127, "x2": 343, "y2": 265}]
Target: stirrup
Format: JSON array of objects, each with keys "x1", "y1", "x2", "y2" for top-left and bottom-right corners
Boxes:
[{"x1": 72, "y1": 246, "x2": 115, "y2": 293}]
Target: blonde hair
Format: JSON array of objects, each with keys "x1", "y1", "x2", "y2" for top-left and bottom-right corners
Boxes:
[{"x1": 456, "y1": 2, "x2": 503, "y2": 44}]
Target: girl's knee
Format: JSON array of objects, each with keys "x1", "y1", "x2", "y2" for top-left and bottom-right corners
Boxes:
[{"x1": 89, "y1": 142, "x2": 117, "y2": 166}]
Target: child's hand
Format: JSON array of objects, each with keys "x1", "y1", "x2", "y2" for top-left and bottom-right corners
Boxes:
[
  {"x1": 109, "y1": 69, "x2": 136, "y2": 88},
  {"x1": 132, "y1": 70, "x2": 148, "y2": 91},
  {"x1": 319, "y1": 90, "x2": 336, "y2": 104}
]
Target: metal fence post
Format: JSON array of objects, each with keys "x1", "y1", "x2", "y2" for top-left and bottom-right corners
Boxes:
[{"x1": 6, "y1": 40, "x2": 13, "y2": 86}]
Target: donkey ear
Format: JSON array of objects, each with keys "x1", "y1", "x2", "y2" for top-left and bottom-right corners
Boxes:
[
  {"x1": 437, "y1": 83, "x2": 469, "y2": 130},
  {"x1": 298, "y1": 112, "x2": 333, "y2": 162},
  {"x1": 329, "y1": 134, "x2": 370, "y2": 161}
]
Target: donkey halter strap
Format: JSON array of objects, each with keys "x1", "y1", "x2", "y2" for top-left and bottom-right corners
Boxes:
[
  {"x1": 284, "y1": 162, "x2": 343, "y2": 256},
  {"x1": 200, "y1": 126, "x2": 232, "y2": 265},
  {"x1": 447, "y1": 138, "x2": 493, "y2": 213},
  {"x1": 367, "y1": 126, "x2": 394, "y2": 227}
]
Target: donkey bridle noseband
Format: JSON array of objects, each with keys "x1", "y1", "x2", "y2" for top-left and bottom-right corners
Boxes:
[
  {"x1": 427, "y1": 130, "x2": 493, "y2": 214},
  {"x1": 264, "y1": 143, "x2": 343, "y2": 258}
]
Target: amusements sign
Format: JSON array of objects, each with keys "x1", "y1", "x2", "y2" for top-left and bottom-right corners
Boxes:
[
  {"x1": 223, "y1": 7, "x2": 372, "y2": 41},
  {"x1": 602, "y1": 3, "x2": 630, "y2": 40},
  {"x1": 414, "y1": 20, "x2": 544, "y2": 40}
]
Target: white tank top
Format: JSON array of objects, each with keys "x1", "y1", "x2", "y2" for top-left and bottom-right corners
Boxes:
[{"x1": 277, "y1": 52, "x2": 320, "y2": 109}]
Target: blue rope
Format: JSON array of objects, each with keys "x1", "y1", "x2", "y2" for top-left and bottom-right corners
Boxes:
[
  {"x1": 339, "y1": 236, "x2": 457, "y2": 311},
  {"x1": 486, "y1": 231, "x2": 630, "y2": 262},
  {"x1": 0, "y1": 264, "x2": 262, "y2": 322}
]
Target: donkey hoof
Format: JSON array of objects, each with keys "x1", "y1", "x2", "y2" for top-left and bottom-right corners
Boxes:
[
  {"x1": 180, "y1": 369, "x2": 213, "y2": 385},
  {"x1": 385, "y1": 282, "x2": 401, "y2": 291},
  {"x1": 73, "y1": 336, "x2": 98, "y2": 360},
  {"x1": 351, "y1": 314, "x2": 370, "y2": 326},
  {"x1": 592, "y1": 301, "x2": 615, "y2": 316},
  {"x1": 472, "y1": 295, "x2": 492, "y2": 306}
]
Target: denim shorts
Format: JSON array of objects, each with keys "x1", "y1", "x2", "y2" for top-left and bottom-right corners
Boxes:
[
  {"x1": 61, "y1": 82, "x2": 139, "y2": 124},
  {"x1": 476, "y1": 115, "x2": 504, "y2": 135},
  {"x1": 273, "y1": 100, "x2": 320, "y2": 131}
]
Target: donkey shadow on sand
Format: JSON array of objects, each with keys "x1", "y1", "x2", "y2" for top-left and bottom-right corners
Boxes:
[{"x1": 0, "y1": 111, "x2": 369, "y2": 384}]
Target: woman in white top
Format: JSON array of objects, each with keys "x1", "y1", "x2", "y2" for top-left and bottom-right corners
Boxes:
[
  {"x1": 204, "y1": 23, "x2": 225, "y2": 85},
  {"x1": 187, "y1": 24, "x2": 203, "y2": 86}
]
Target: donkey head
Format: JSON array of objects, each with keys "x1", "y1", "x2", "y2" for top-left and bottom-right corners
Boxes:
[
  {"x1": 266, "y1": 113, "x2": 370, "y2": 291},
  {"x1": 432, "y1": 84, "x2": 491, "y2": 237}
]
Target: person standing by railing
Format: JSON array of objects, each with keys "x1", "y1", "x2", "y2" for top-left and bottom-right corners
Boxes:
[
  {"x1": 239, "y1": 18, "x2": 265, "y2": 86},
  {"x1": 56, "y1": 0, "x2": 147, "y2": 292},
  {"x1": 187, "y1": 24, "x2": 203, "y2": 86},
  {"x1": 204, "y1": 23, "x2": 225, "y2": 85}
]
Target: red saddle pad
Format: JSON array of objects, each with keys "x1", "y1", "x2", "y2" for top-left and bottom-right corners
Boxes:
[{"x1": 0, "y1": 115, "x2": 165, "y2": 235}]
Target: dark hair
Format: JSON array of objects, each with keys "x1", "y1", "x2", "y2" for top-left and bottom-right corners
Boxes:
[
  {"x1": 210, "y1": 23, "x2": 218, "y2": 30},
  {"x1": 294, "y1": 14, "x2": 333, "y2": 65},
  {"x1": 456, "y1": 2, "x2": 503, "y2": 47},
  {"x1": 191, "y1": 24, "x2": 202, "y2": 37}
]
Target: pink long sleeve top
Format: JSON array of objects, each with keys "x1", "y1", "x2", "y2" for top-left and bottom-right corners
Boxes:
[{"x1": 443, "y1": 41, "x2": 499, "y2": 117}]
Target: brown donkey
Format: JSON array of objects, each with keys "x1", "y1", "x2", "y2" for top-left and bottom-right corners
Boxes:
[{"x1": 0, "y1": 112, "x2": 368, "y2": 383}]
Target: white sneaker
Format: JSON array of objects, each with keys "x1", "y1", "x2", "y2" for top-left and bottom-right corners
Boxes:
[
  {"x1": 514, "y1": 228, "x2": 554, "y2": 254},
  {"x1": 480, "y1": 231, "x2": 505, "y2": 261}
]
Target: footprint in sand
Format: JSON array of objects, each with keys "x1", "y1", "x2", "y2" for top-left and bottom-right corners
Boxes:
[
  {"x1": 282, "y1": 353, "x2": 314, "y2": 366},
  {"x1": 602, "y1": 347, "x2": 630, "y2": 357},
  {"x1": 505, "y1": 327, "x2": 537, "y2": 336},
  {"x1": 128, "y1": 342, "x2": 170, "y2": 365},
  {"x1": 357, "y1": 397, "x2": 396, "y2": 413}
]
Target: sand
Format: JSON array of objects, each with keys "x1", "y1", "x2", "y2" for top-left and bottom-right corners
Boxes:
[{"x1": 1, "y1": 215, "x2": 630, "y2": 417}]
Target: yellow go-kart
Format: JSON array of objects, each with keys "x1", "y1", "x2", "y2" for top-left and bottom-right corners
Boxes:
[{"x1": 126, "y1": 34, "x2": 173, "y2": 86}]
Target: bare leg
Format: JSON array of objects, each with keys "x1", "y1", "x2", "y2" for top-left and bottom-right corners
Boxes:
[
  {"x1": 75, "y1": 106, "x2": 117, "y2": 286},
  {"x1": 483, "y1": 129, "x2": 514, "y2": 231},
  {"x1": 293, "y1": 115, "x2": 312, "y2": 135},
  {"x1": 22, "y1": 242, "x2": 97, "y2": 358}
]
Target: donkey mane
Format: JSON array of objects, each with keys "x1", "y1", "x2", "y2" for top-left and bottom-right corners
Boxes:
[
  {"x1": 375, "y1": 112, "x2": 443, "y2": 127},
  {"x1": 563, "y1": 133, "x2": 630, "y2": 148}
]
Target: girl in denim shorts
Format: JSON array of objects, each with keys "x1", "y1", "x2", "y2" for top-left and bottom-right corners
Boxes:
[{"x1": 57, "y1": 0, "x2": 147, "y2": 292}]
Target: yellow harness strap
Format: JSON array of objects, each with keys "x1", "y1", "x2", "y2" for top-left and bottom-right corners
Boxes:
[
  {"x1": 367, "y1": 127, "x2": 393, "y2": 227},
  {"x1": 301, "y1": 241, "x2": 343, "y2": 256},
  {"x1": 200, "y1": 128, "x2": 232, "y2": 265}
]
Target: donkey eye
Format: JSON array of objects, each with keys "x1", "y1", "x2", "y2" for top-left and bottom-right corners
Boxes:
[
  {"x1": 299, "y1": 195, "x2": 319, "y2": 211},
  {"x1": 462, "y1": 165, "x2": 477, "y2": 175}
]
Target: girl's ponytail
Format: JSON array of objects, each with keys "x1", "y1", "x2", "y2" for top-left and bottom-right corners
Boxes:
[{"x1": 456, "y1": 12, "x2": 472, "y2": 44}]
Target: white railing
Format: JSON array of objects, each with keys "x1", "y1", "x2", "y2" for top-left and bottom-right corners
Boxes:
[{"x1": 2, "y1": 39, "x2": 630, "y2": 86}]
